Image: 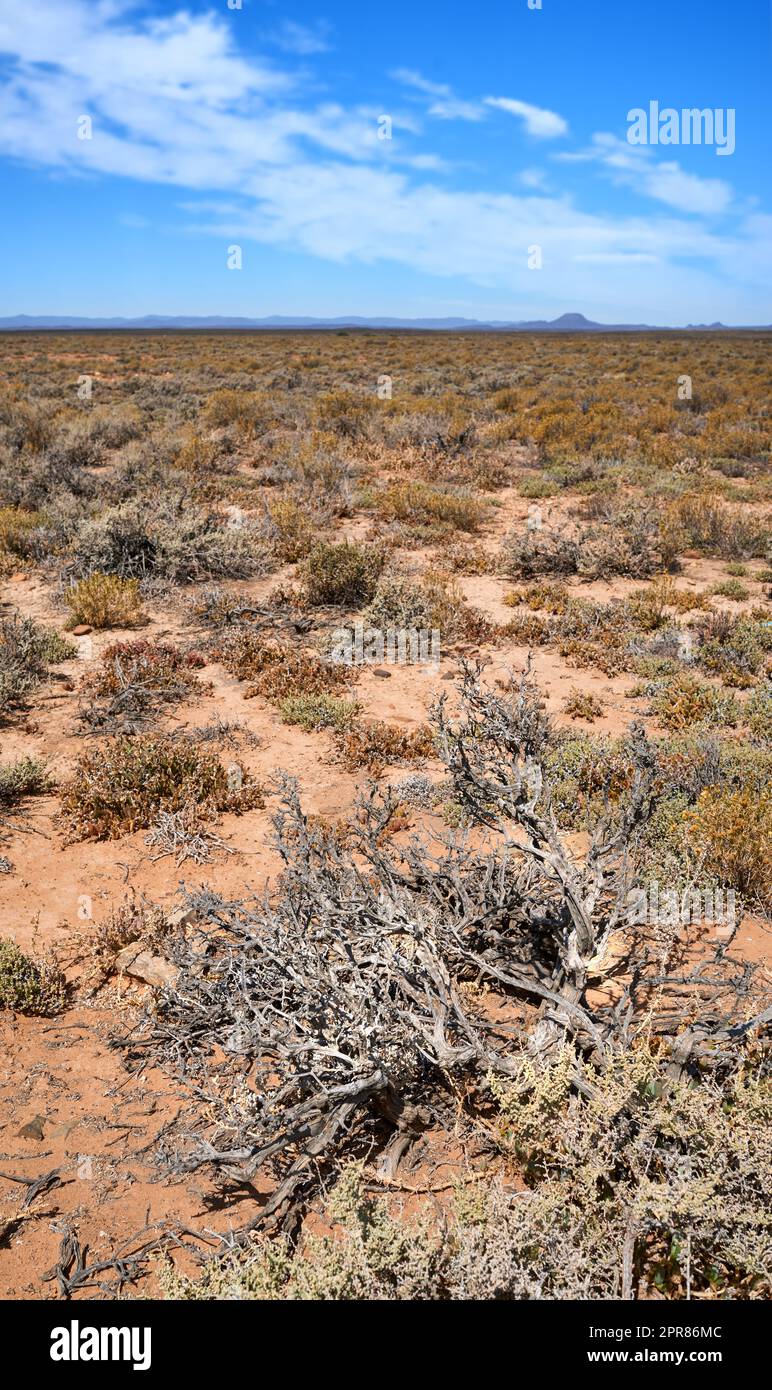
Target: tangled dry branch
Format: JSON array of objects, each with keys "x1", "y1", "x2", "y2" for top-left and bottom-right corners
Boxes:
[{"x1": 113, "y1": 669, "x2": 765, "y2": 1233}]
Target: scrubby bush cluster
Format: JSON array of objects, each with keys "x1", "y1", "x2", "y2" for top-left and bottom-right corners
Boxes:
[
  {"x1": 61, "y1": 734, "x2": 263, "y2": 840},
  {"x1": 1, "y1": 328, "x2": 770, "y2": 1303}
]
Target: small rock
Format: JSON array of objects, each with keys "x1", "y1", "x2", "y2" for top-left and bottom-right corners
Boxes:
[
  {"x1": 115, "y1": 946, "x2": 177, "y2": 989},
  {"x1": 49, "y1": 1119, "x2": 78, "y2": 1140},
  {"x1": 371, "y1": 668, "x2": 392, "y2": 679},
  {"x1": 17, "y1": 1114, "x2": 46, "y2": 1141},
  {"x1": 71, "y1": 625, "x2": 92, "y2": 636}
]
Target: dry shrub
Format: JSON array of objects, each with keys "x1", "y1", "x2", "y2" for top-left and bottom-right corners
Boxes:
[
  {"x1": 215, "y1": 633, "x2": 355, "y2": 701},
  {"x1": 87, "y1": 639, "x2": 205, "y2": 698},
  {"x1": 663, "y1": 494, "x2": 768, "y2": 559},
  {"x1": 71, "y1": 499, "x2": 270, "y2": 584},
  {"x1": 0, "y1": 507, "x2": 46, "y2": 565},
  {"x1": 79, "y1": 639, "x2": 207, "y2": 731},
  {"x1": 747, "y1": 682, "x2": 772, "y2": 742},
  {"x1": 313, "y1": 389, "x2": 375, "y2": 439},
  {"x1": 65, "y1": 573, "x2": 143, "y2": 629},
  {"x1": 506, "y1": 581, "x2": 571, "y2": 615},
  {"x1": 301, "y1": 541, "x2": 385, "y2": 607},
  {"x1": 203, "y1": 389, "x2": 272, "y2": 435},
  {"x1": 685, "y1": 785, "x2": 772, "y2": 913},
  {"x1": 365, "y1": 572, "x2": 494, "y2": 646},
  {"x1": 73, "y1": 897, "x2": 170, "y2": 991},
  {"x1": 639, "y1": 575, "x2": 713, "y2": 615},
  {"x1": 696, "y1": 613, "x2": 771, "y2": 688},
  {"x1": 442, "y1": 540, "x2": 491, "y2": 575},
  {"x1": 502, "y1": 506, "x2": 667, "y2": 581},
  {"x1": 335, "y1": 719, "x2": 434, "y2": 773},
  {"x1": 503, "y1": 611, "x2": 550, "y2": 645},
  {"x1": 490, "y1": 1045, "x2": 772, "y2": 1299},
  {"x1": 265, "y1": 497, "x2": 318, "y2": 563},
  {"x1": 563, "y1": 690, "x2": 605, "y2": 722},
  {"x1": 61, "y1": 735, "x2": 264, "y2": 841},
  {"x1": 164, "y1": 1043, "x2": 772, "y2": 1301},
  {"x1": 376, "y1": 481, "x2": 486, "y2": 534}
]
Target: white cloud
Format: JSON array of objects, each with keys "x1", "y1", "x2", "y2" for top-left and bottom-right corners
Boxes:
[
  {"x1": 391, "y1": 68, "x2": 484, "y2": 121},
  {"x1": 485, "y1": 97, "x2": 568, "y2": 139},
  {"x1": 390, "y1": 68, "x2": 451, "y2": 99},
  {"x1": 559, "y1": 133, "x2": 733, "y2": 215},
  {"x1": 0, "y1": 1, "x2": 768, "y2": 321}
]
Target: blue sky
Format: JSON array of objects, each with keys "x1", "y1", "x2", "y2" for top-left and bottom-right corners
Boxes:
[{"x1": 0, "y1": 0, "x2": 770, "y2": 323}]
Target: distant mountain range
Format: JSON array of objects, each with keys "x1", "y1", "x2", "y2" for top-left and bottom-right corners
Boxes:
[{"x1": 0, "y1": 312, "x2": 769, "y2": 332}]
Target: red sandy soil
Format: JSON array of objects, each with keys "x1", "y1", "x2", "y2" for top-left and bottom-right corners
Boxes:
[{"x1": 1, "y1": 495, "x2": 770, "y2": 1299}]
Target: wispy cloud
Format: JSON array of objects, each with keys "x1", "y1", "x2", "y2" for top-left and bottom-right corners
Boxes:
[
  {"x1": 485, "y1": 96, "x2": 568, "y2": 139},
  {"x1": 390, "y1": 68, "x2": 484, "y2": 121},
  {"x1": 558, "y1": 133, "x2": 733, "y2": 214}
]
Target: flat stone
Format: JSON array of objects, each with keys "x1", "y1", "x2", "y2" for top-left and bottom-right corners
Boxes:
[
  {"x1": 49, "y1": 1120, "x2": 79, "y2": 1140},
  {"x1": 115, "y1": 946, "x2": 177, "y2": 989},
  {"x1": 71, "y1": 625, "x2": 92, "y2": 636},
  {"x1": 371, "y1": 668, "x2": 392, "y2": 679}
]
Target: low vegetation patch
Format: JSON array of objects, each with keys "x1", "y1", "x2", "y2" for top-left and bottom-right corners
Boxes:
[
  {"x1": 0, "y1": 938, "x2": 66, "y2": 1016},
  {"x1": 61, "y1": 734, "x2": 264, "y2": 840},
  {"x1": 0, "y1": 756, "x2": 50, "y2": 807},
  {"x1": 300, "y1": 541, "x2": 385, "y2": 607},
  {"x1": 65, "y1": 572, "x2": 144, "y2": 629},
  {"x1": 215, "y1": 633, "x2": 355, "y2": 702},
  {"x1": 0, "y1": 614, "x2": 74, "y2": 718}
]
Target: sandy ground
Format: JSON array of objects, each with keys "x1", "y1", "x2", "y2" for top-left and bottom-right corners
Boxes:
[{"x1": 1, "y1": 493, "x2": 770, "y2": 1298}]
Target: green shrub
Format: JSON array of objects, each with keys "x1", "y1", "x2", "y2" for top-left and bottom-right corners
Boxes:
[
  {"x1": 301, "y1": 541, "x2": 385, "y2": 607},
  {"x1": 0, "y1": 756, "x2": 50, "y2": 807},
  {"x1": 0, "y1": 614, "x2": 75, "y2": 717},
  {"x1": 279, "y1": 693, "x2": 359, "y2": 732},
  {"x1": 648, "y1": 674, "x2": 740, "y2": 731},
  {"x1": 710, "y1": 578, "x2": 750, "y2": 601},
  {"x1": 0, "y1": 938, "x2": 66, "y2": 1015}
]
